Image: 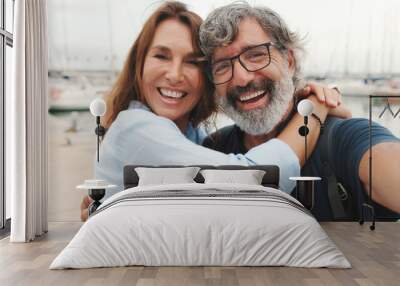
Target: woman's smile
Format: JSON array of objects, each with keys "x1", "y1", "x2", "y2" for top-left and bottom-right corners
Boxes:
[{"x1": 158, "y1": 87, "x2": 188, "y2": 98}]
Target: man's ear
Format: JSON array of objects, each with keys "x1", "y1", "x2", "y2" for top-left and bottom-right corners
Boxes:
[{"x1": 287, "y1": 49, "x2": 296, "y2": 73}]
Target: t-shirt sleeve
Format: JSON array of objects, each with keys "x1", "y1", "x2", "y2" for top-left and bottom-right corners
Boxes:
[{"x1": 329, "y1": 118, "x2": 400, "y2": 206}]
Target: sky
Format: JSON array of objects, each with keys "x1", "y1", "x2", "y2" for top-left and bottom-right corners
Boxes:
[{"x1": 47, "y1": 0, "x2": 400, "y2": 77}]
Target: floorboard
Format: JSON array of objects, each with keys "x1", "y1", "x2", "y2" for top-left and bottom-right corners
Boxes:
[{"x1": 0, "y1": 222, "x2": 399, "y2": 286}]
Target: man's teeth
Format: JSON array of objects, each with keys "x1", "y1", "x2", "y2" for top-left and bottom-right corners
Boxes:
[
  {"x1": 160, "y1": 88, "x2": 185, "y2": 98},
  {"x1": 239, "y1": 90, "x2": 265, "y2": 102}
]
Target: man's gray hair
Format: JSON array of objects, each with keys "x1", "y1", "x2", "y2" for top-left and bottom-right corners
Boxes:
[{"x1": 200, "y1": 1, "x2": 304, "y2": 86}]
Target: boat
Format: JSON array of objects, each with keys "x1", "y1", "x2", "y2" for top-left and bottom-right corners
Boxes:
[{"x1": 48, "y1": 71, "x2": 114, "y2": 112}]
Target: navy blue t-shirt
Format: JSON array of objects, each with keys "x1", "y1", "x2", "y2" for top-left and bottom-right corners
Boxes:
[{"x1": 202, "y1": 117, "x2": 400, "y2": 221}]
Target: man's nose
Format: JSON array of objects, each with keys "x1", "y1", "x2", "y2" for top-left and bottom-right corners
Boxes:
[
  {"x1": 165, "y1": 61, "x2": 184, "y2": 85},
  {"x1": 231, "y1": 60, "x2": 255, "y2": 87}
]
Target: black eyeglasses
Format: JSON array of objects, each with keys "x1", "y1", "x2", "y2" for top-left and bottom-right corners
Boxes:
[{"x1": 209, "y1": 42, "x2": 278, "y2": 85}]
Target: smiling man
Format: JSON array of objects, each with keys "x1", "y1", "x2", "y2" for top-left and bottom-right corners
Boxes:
[{"x1": 199, "y1": 2, "x2": 400, "y2": 221}]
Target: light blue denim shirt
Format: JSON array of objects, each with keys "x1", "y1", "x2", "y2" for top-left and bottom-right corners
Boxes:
[{"x1": 95, "y1": 101, "x2": 300, "y2": 198}]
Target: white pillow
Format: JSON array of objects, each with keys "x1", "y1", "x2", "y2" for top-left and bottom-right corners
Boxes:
[
  {"x1": 135, "y1": 167, "x2": 200, "y2": 186},
  {"x1": 200, "y1": 169, "x2": 266, "y2": 185}
]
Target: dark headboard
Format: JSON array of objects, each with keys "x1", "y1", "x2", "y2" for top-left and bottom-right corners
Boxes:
[{"x1": 123, "y1": 165, "x2": 280, "y2": 189}]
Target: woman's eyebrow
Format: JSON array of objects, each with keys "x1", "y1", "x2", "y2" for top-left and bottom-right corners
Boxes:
[
  {"x1": 149, "y1": 45, "x2": 170, "y2": 52},
  {"x1": 150, "y1": 46, "x2": 204, "y2": 60}
]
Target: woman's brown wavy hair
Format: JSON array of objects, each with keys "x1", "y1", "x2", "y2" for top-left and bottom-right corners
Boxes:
[{"x1": 103, "y1": 1, "x2": 216, "y2": 129}]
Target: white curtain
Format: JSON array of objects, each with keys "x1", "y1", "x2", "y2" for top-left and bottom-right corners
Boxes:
[{"x1": 9, "y1": 0, "x2": 48, "y2": 242}]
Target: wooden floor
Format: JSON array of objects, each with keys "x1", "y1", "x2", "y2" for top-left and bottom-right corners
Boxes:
[{"x1": 0, "y1": 222, "x2": 399, "y2": 286}]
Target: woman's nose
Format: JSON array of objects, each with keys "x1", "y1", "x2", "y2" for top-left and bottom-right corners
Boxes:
[{"x1": 165, "y1": 61, "x2": 184, "y2": 85}]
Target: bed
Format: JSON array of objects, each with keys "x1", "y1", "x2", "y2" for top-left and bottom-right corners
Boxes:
[{"x1": 50, "y1": 165, "x2": 350, "y2": 269}]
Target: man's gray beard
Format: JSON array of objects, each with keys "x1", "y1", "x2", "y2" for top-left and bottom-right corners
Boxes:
[{"x1": 217, "y1": 74, "x2": 295, "y2": 135}]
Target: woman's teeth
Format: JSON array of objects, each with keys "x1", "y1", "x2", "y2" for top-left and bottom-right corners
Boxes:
[
  {"x1": 159, "y1": 88, "x2": 186, "y2": 98},
  {"x1": 239, "y1": 90, "x2": 265, "y2": 102}
]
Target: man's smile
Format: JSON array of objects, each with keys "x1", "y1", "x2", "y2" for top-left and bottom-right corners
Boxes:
[
  {"x1": 226, "y1": 79, "x2": 276, "y2": 112},
  {"x1": 238, "y1": 90, "x2": 266, "y2": 103},
  {"x1": 236, "y1": 90, "x2": 269, "y2": 111}
]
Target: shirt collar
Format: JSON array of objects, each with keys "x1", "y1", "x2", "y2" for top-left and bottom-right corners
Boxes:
[
  {"x1": 128, "y1": 100, "x2": 150, "y2": 111},
  {"x1": 128, "y1": 100, "x2": 205, "y2": 144}
]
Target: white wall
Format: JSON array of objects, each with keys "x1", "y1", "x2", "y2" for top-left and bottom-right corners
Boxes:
[{"x1": 47, "y1": 0, "x2": 400, "y2": 77}]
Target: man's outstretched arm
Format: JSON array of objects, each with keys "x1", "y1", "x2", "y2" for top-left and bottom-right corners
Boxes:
[{"x1": 359, "y1": 141, "x2": 400, "y2": 212}]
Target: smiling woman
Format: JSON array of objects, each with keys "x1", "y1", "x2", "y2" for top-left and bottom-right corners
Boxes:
[
  {"x1": 102, "y1": 1, "x2": 215, "y2": 131},
  {"x1": 141, "y1": 18, "x2": 205, "y2": 132}
]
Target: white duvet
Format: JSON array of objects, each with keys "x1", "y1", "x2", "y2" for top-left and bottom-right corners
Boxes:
[{"x1": 50, "y1": 183, "x2": 350, "y2": 269}]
